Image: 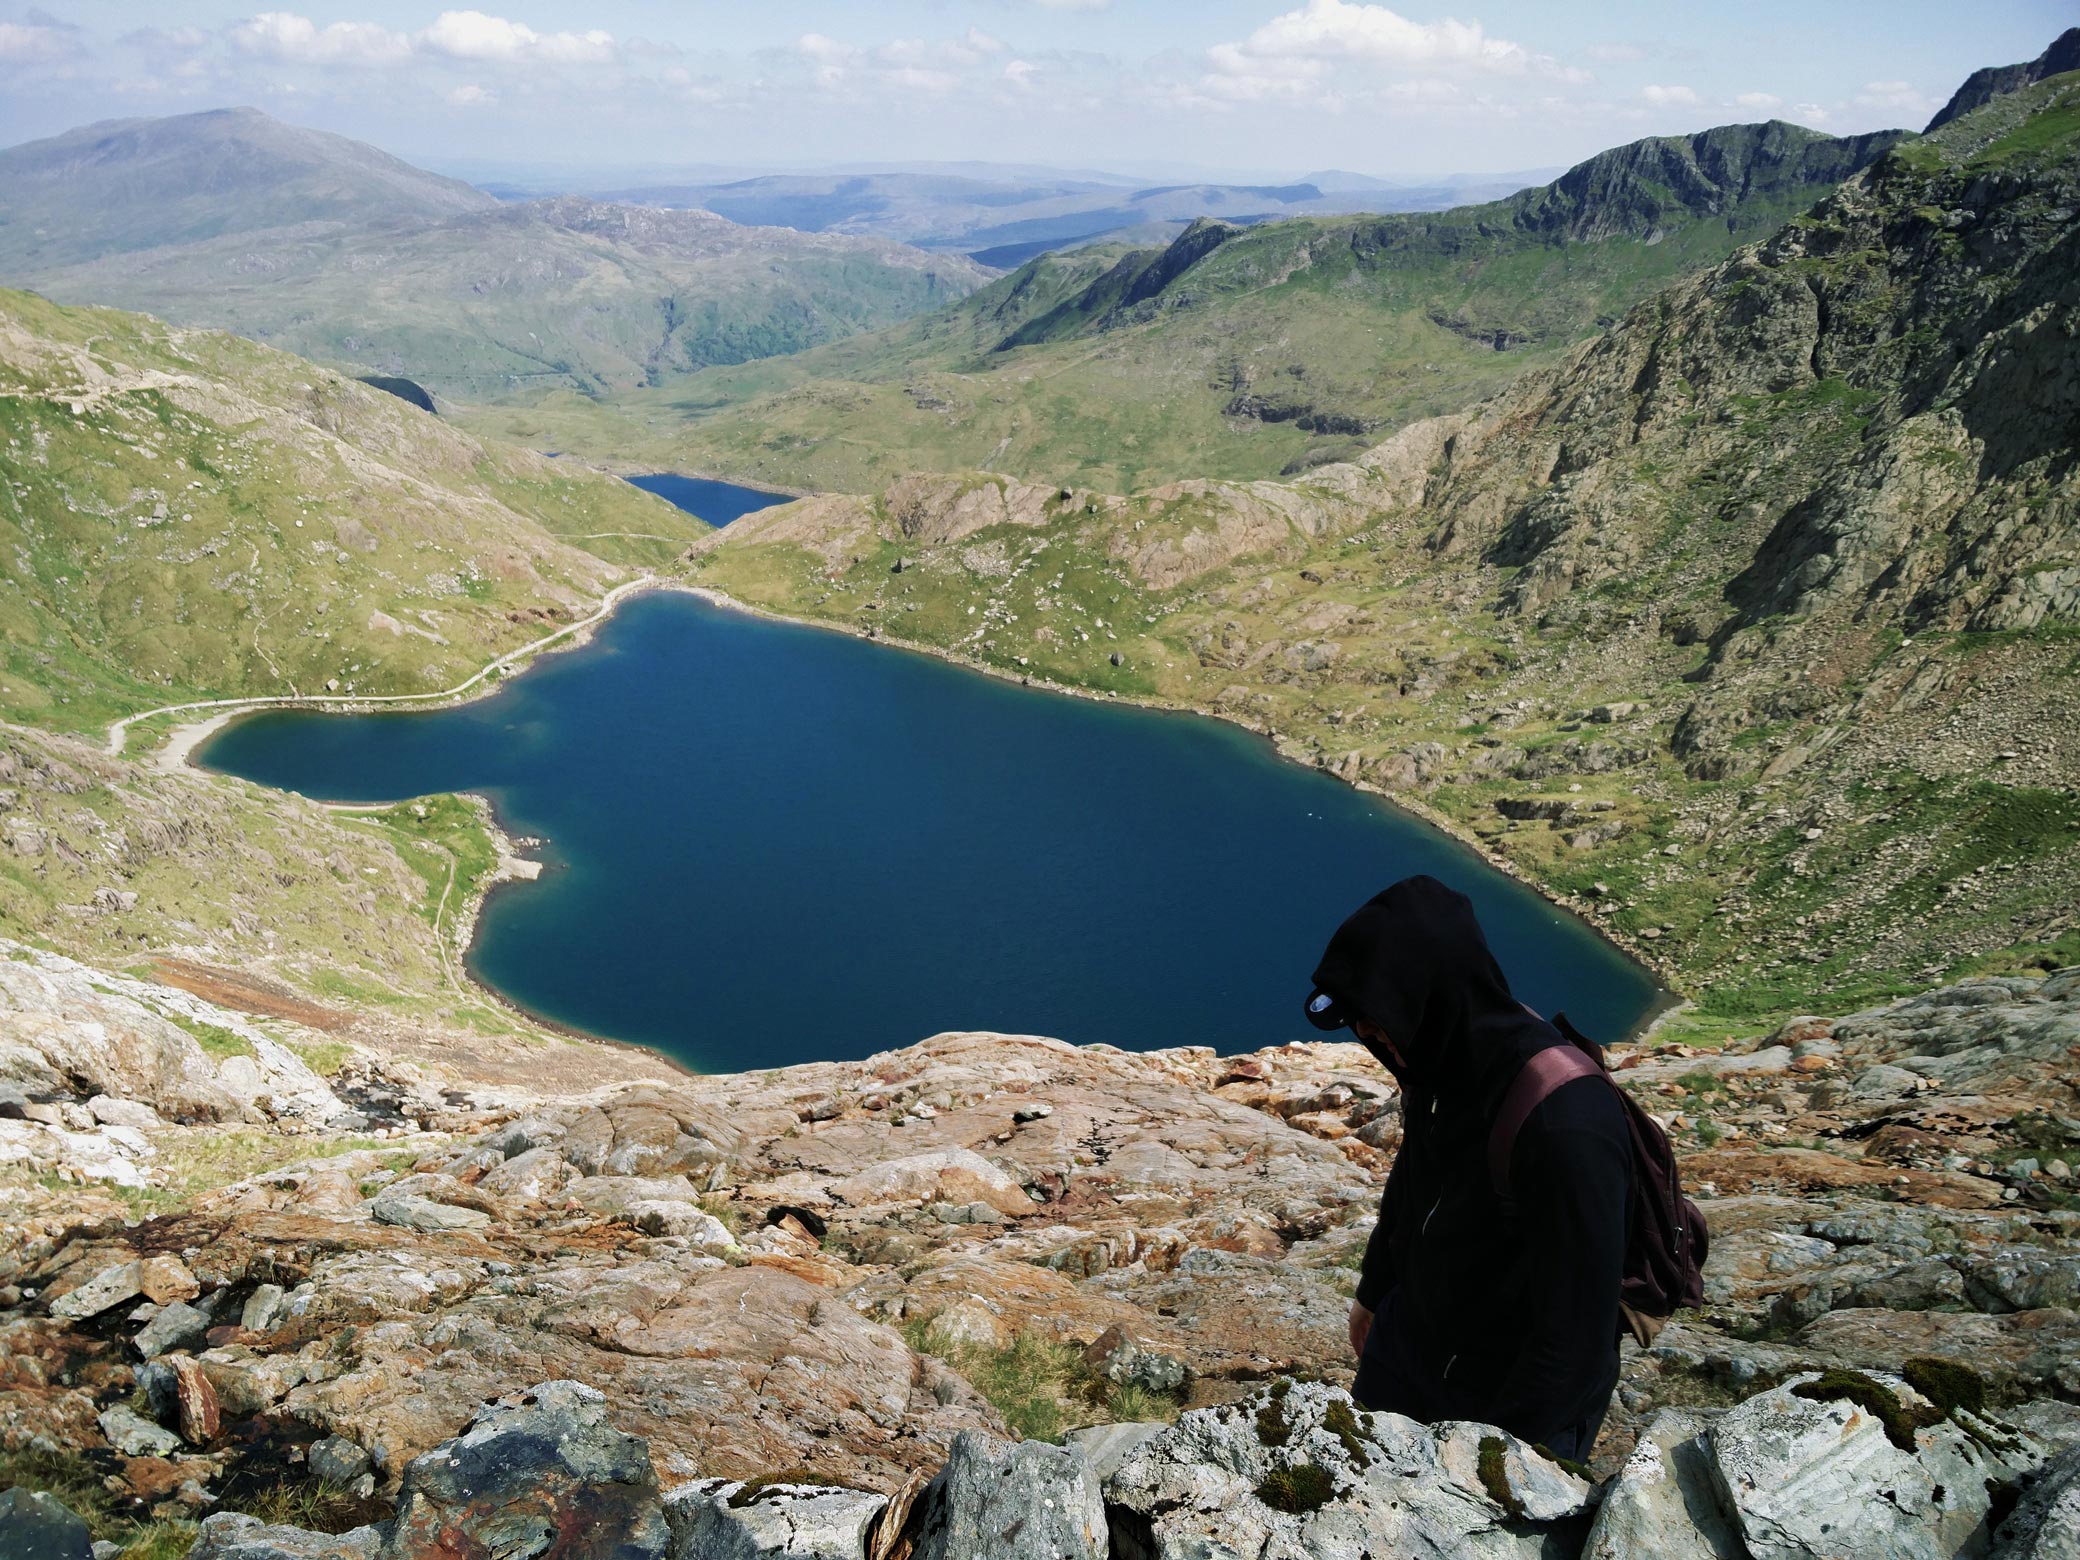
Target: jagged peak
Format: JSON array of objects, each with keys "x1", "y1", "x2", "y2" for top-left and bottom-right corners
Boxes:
[{"x1": 1925, "y1": 26, "x2": 2080, "y2": 132}]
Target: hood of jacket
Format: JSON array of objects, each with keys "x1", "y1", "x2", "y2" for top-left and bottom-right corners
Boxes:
[{"x1": 1309, "y1": 874, "x2": 1539, "y2": 1099}]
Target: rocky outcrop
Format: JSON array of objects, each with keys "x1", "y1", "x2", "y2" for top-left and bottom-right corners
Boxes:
[
  {"x1": 0, "y1": 946, "x2": 339, "y2": 1128},
  {"x1": 1105, "y1": 1378, "x2": 1595, "y2": 1558},
  {"x1": 123, "y1": 1367, "x2": 2071, "y2": 1559},
  {"x1": 1, "y1": 951, "x2": 2077, "y2": 1560}
]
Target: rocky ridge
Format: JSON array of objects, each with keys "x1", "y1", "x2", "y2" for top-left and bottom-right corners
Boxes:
[{"x1": 4, "y1": 930, "x2": 2078, "y2": 1557}]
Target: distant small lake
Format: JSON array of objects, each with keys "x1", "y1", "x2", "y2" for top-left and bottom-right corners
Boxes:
[
  {"x1": 198, "y1": 593, "x2": 1659, "y2": 1072},
  {"x1": 625, "y1": 473, "x2": 792, "y2": 525}
]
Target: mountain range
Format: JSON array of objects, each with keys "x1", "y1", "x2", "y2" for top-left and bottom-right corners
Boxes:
[
  {"x1": 536, "y1": 119, "x2": 1907, "y2": 495},
  {"x1": 0, "y1": 108, "x2": 991, "y2": 403},
  {"x1": 584, "y1": 166, "x2": 1554, "y2": 269}
]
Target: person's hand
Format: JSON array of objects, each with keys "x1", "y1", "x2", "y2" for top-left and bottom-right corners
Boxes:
[{"x1": 1348, "y1": 1300, "x2": 1373, "y2": 1359}]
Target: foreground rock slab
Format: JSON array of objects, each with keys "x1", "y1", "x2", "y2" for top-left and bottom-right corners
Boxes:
[{"x1": 1103, "y1": 1380, "x2": 1592, "y2": 1559}]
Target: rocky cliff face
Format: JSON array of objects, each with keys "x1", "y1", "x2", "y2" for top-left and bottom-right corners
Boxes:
[
  {"x1": 1927, "y1": 28, "x2": 2080, "y2": 132},
  {"x1": 4, "y1": 929, "x2": 2078, "y2": 1558}
]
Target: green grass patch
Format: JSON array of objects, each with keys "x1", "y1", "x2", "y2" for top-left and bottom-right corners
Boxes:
[
  {"x1": 161, "y1": 1011, "x2": 255, "y2": 1060},
  {"x1": 290, "y1": 1039, "x2": 354, "y2": 1077},
  {"x1": 0, "y1": 1446, "x2": 195, "y2": 1555},
  {"x1": 900, "y1": 1321, "x2": 1181, "y2": 1443}
]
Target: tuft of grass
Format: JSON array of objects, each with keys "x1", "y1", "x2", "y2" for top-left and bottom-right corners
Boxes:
[
  {"x1": 1256, "y1": 1378, "x2": 1295, "y2": 1447},
  {"x1": 1477, "y1": 1436, "x2": 1527, "y2": 1519},
  {"x1": 0, "y1": 1446, "x2": 197, "y2": 1555},
  {"x1": 1901, "y1": 1356, "x2": 1988, "y2": 1420},
  {"x1": 725, "y1": 1470, "x2": 818, "y2": 1508},
  {"x1": 1320, "y1": 1399, "x2": 1372, "y2": 1469},
  {"x1": 162, "y1": 1011, "x2": 256, "y2": 1061},
  {"x1": 290, "y1": 1039, "x2": 354, "y2": 1077},
  {"x1": 901, "y1": 1321, "x2": 1180, "y2": 1443},
  {"x1": 1256, "y1": 1460, "x2": 1336, "y2": 1515},
  {"x1": 230, "y1": 1479, "x2": 365, "y2": 1535},
  {"x1": 1791, "y1": 1368, "x2": 1927, "y2": 1452}
]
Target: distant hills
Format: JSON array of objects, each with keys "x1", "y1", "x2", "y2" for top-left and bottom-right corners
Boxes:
[
  {"x1": 587, "y1": 167, "x2": 1552, "y2": 267},
  {"x1": 549, "y1": 119, "x2": 1905, "y2": 495},
  {"x1": 0, "y1": 107, "x2": 494, "y2": 271},
  {"x1": 0, "y1": 108, "x2": 992, "y2": 401}
]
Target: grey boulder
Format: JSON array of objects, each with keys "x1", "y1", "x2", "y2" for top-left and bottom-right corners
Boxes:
[
  {"x1": 1707, "y1": 1375, "x2": 2045, "y2": 1560},
  {"x1": 1991, "y1": 1446, "x2": 2080, "y2": 1560},
  {"x1": 185, "y1": 1515, "x2": 379, "y2": 1560},
  {"x1": 97, "y1": 1403, "x2": 180, "y2": 1458},
  {"x1": 381, "y1": 1379, "x2": 669, "y2": 1559},
  {"x1": 909, "y1": 1429, "x2": 1108, "y2": 1560},
  {"x1": 662, "y1": 1478, "x2": 887, "y2": 1559},
  {"x1": 1582, "y1": 1408, "x2": 1744, "y2": 1560},
  {"x1": 134, "y1": 1299, "x2": 210, "y2": 1359},
  {"x1": 0, "y1": 1488, "x2": 94, "y2": 1560}
]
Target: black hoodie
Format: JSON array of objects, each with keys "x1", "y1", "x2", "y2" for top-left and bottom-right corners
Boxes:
[{"x1": 1312, "y1": 875, "x2": 1630, "y2": 1448}]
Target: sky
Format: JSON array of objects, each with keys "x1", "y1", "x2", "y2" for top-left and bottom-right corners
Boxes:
[{"x1": 0, "y1": 2, "x2": 2071, "y2": 182}]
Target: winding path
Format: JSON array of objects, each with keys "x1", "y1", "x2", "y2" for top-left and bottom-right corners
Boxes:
[{"x1": 105, "y1": 573, "x2": 662, "y2": 759}]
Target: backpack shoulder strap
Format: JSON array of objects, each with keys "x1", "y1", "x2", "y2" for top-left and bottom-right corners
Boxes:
[{"x1": 1488, "y1": 1044, "x2": 1605, "y2": 1195}]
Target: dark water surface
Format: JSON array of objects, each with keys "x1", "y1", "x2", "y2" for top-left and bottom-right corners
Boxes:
[
  {"x1": 625, "y1": 473, "x2": 792, "y2": 525},
  {"x1": 199, "y1": 593, "x2": 1659, "y2": 1072}
]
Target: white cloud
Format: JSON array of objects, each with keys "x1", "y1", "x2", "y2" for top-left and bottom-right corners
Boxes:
[
  {"x1": 1734, "y1": 90, "x2": 1782, "y2": 111},
  {"x1": 419, "y1": 10, "x2": 615, "y2": 65},
  {"x1": 793, "y1": 29, "x2": 1021, "y2": 99},
  {"x1": 1221, "y1": 0, "x2": 1530, "y2": 72},
  {"x1": 1789, "y1": 101, "x2": 1832, "y2": 126},
  {"x1": 1201, "y1": 1, "x2": 1571, "y2": 106},
  {"x1": 227, "y1": 10, "x2": 616, "y2": 72},
  {"x1": 1584, "y1": 43, "x2": 1645, "y2": 63},
  {"x1": 445, "y1": 82, "x2": 494, "y2": 106},
  {"x1": 0, "y1": 19, "x2": 75, "y2": 61},
  {"x1": 1640, "y1": 83, "x2": 1700, "y2": 107},
  {"x1": 230, "y1": 12, "x2": 410, "y2": 66}
]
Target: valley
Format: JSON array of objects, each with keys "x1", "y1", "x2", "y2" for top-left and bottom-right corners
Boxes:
[{"x1": 0, "y1": 20, "x2": 2075, "y2": 1560}]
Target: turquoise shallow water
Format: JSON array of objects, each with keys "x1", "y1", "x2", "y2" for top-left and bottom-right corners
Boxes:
[{"x1": 198, "y1": 591, "x2": 1660, "y2": 1072}]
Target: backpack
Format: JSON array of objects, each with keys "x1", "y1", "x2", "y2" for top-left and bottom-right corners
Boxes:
[{"x1": 1487, "y1": 1012, "x2": 1709, "y2": 1347}]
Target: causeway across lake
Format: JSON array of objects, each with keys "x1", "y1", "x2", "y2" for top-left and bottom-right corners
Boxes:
[{"x1": 199, "y1": 590, "x2": 1660, "y2": 1072}]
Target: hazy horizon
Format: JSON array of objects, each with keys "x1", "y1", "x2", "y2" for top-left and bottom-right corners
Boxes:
[{"x1": 0, "y1": 1, "x2": 2070, "y2": 185}]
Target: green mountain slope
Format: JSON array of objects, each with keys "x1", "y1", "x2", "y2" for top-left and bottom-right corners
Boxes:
[
  {"x1": 0, "y1": 110, "x2": 993, "y2": 405},
  {"x1": 689, "y1": 74, "x2": 2080, "y2": 1032},
  {"x1": 0, "y1": 287, "x2": 710, "y2": 733},
  {"x1": 535, "y1": 122, "x2": 1904, "y2": 494},
  {"x1": 0, "y1": 106, "x2": 496, "y2": 270}
]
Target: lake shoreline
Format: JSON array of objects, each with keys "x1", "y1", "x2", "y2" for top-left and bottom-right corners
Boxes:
[
  {"x1": 160, "y1": 573, "x2": 1680, "y2": 1053},
  {"x1": 677, "y1": 583, "x2": 1685, "y2": 1040}
]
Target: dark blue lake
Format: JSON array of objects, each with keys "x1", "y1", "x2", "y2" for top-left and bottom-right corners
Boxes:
[
  {"x1": 625, "y1": 473, "x2": 792, "y2": 525},
  {"x1": 198, "y1": 592, "x2": 1659, "y2": 1072}
]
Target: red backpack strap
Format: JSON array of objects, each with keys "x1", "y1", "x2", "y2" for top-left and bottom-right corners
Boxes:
[{"x1": 1488, "y1": 1045, "x2": 1605, "y2": 1194}]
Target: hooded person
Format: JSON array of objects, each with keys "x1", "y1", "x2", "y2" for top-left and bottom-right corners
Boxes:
[{"x1": 1305, "y1": 874, "x2": 1631, "y2": 1462}]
